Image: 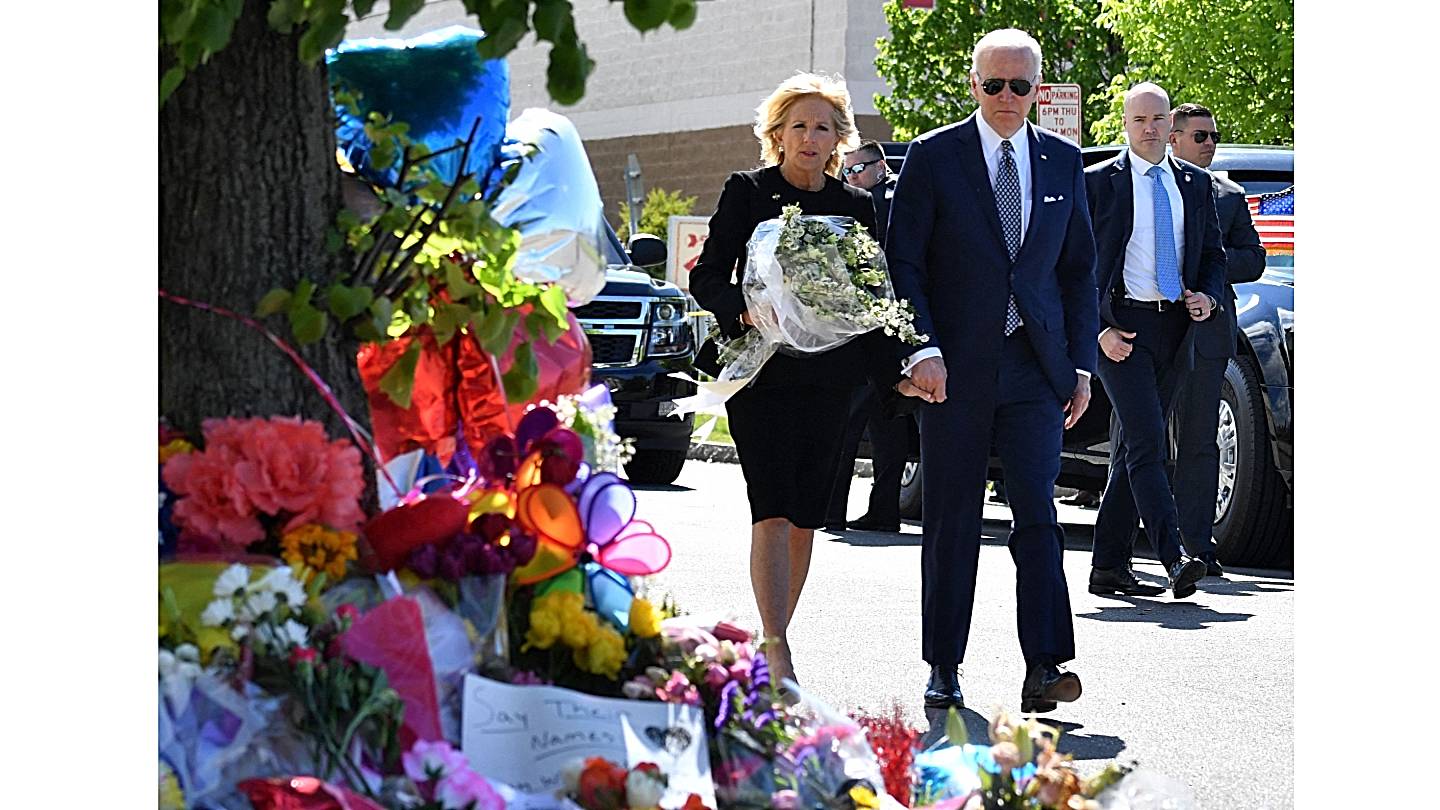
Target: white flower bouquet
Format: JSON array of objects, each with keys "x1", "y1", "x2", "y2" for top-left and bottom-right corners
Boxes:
[{"x1": 675, "y1": 204, "x2": 927, "y2": 414}]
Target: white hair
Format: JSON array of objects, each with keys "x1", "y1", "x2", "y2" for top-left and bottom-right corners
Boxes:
[
  {"x1": 971, "y1": 29, "x2": 1043, "y2": 78},
  {"x1": 1124, "y1": 82, "x2": 1171, "y2": 111}
]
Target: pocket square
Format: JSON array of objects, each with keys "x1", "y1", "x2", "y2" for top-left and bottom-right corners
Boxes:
[{"x1": 1043, "y1": 195, "x2": 1064, "y2": 203}]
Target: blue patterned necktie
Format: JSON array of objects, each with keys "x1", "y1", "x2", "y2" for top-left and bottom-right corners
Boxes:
[
  {"x1": 997, "y1": 140, "x2": 1023, "y2": 335},
  {"x1": 1148, "y1": 165, "x2": 1183, "y2": 301}
]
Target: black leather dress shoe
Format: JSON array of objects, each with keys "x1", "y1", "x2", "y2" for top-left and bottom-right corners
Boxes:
[
  {"x1": 848, "y1": 513, "x2": 901, "y2": 533},
  {"x1": 1088, "y1": 566, "x2": 1165, "y2": 597},
  {"x1": 1167, "y1": 556, "x2": 1207, "y2": 599},
  {"x1": 1201, "y1": 554, "x2": 1224, "y2": 577},
  {"x1": 1020, "y1": 662, "x2": 1081, "y2": 714},
  {"x1": 822, "y1": 522, "x2": 848, "y2": 533},
  {"x1": 924, "y1": 664, "x2": 964, "y2": 709}
]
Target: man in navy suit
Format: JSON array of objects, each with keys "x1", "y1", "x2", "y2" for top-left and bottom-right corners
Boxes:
[
  {"x1": 1084, "y1": 84, "x2": 1227, "y2": 601},
  {"x1": 1092, "y1": 102, "x2": 1267, "y2": 583},
  {"x1": 887, "y1": 28, "x2": 1099, "y2": 713}
]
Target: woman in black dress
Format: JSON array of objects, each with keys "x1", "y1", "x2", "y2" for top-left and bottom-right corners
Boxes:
[{"x1": 688, "y1": 73, "x2": 906, "y2": 685}]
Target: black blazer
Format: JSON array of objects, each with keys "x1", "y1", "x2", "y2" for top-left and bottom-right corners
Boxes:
[
  {"x1": 688, "y1": 166, "x2": 900, "y2": 389},
  {"x1": 887, "y1": 115, "x2": 1099, "y2": 403},
  {"x1": 1192, "y1": 174, "x2": 1267, "y2": 359},
  {"x1": 872, "y1": 174, "x2": 898, "y2": 249},
  {"x1": 1083, "y1": 151, "x2": 1227, "y2": 358}
]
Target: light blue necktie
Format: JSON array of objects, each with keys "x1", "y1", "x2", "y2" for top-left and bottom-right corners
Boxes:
[{"x1": 1148, "y1": 165, "x2": 1183, "y2": 301}]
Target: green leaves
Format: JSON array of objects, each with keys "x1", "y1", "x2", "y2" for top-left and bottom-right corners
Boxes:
[
  {"x1": 623, "y1": 0, "x2": 672, "y2": 32},
  {"x1": 326, "y1": 283, "x2": 374, "y2": 321},
  {"x1": 945, "y1": 706, "x2": 968, "y2": 747},
  {"x1": 547, "y1": 41, "x2": 594, "y2": 106},
  {"x1": 379, "y1": 340, "x2": 422, "y2": 407},
  {"x1": 668, "y1": 0, "x2": 697, "y2": 29},
  {"x1": 192, "y1": 3, "x2": 237, "y2": 53},
  {"x1": 256, "y1": 288, "x2": 292, "y2": 317},
  {"x1": 160, "y1": 66, "x2": 186, "y2": 106},
  {"x1": 385, "y1": 0, "x2": 425, "y2": 30},
  {"x1": 501, "y1": 340, "x2": 539, "y2": 403}
]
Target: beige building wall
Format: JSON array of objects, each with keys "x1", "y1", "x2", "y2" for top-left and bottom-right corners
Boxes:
[{"x1": 349, "y1": 0, "x2": 896, "y2": 227}]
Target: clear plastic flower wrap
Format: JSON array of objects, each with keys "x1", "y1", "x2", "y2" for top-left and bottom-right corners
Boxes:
[{"x1": 674, "y1": 206, "x2": 925, "y2": 416}]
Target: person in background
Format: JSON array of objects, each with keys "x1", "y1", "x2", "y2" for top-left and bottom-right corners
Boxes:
[
  {"x1": 1084, "y1": 84, "x2": 1226, "y2": 600},
  {"x1": 825, "y1": 140, "x2": 909, "y2": 533}
]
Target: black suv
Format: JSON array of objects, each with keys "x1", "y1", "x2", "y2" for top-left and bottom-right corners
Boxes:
[
  {"x1": 570, "y1": 226, "x2": 698, "y2": 485},
  {"x1": 882, "y1": 142, "x2": 1294, "y2": 568}
]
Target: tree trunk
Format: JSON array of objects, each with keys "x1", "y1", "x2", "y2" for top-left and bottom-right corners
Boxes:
[{"x1": 160, "y1": 1, "x2": 367, "y2": 444}]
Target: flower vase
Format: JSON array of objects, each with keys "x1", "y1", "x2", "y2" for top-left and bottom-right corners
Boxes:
[{"x1": 457, "y1": 573, "x2": 509, "y2": 675}]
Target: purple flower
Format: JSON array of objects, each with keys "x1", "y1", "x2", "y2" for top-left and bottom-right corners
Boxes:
[
  {"x1": 438, "y1": 537, "x2": 469, "y2": 581},
  {"x1": 715, "y1": 680, "x2": 741, "y2": 730},
  {"x1": 407, "y1": 543, "x2": 440, "y2": 579},
  {"x1": 472, "y1": 513, "x2": 511, "y2": 542},
  {"x1": 505, "y1": 529, "x2": 538, "y2": 566},
  {"x1": 749, "y1": 652, "x2": 771, "y2": 692}
]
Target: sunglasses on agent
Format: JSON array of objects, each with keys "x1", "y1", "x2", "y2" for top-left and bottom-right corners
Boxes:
[
  {"x1": 1181, "y1": 130, "x2": 1222, "y2": 144},
  {"x1": 843, "y1": 159, "x2": 881, "y2": 177}
]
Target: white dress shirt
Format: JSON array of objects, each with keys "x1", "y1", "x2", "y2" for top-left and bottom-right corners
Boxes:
[
  {"x1": 903, "y1": 118, "x2": 1089, "y2": 382},
  {"x1": 1122, "y1": 150, "x2": 1186, "y2": 301}
]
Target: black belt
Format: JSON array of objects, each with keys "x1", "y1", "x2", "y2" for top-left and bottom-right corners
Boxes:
[{"x1": 1115, "y1": 296, "x2": 1179, "y2": 312}]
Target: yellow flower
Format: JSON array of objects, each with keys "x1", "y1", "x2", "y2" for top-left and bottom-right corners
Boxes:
[
  {"x1": 847, "y1": 785, "x2": 880, "y2": 809},
  {"x1": 575, "y1": 624, "x2": 628, "y2": 679},
  {"x1": 561, "y1": 608, "x2": 601, "y2": 650},
  {"x1": 159, "y1": 761, "x2": 186, "y2": 810},
  {"x1": 468, "y1": 487, "x2": 516, "y2": 521},
  {"x1": 525, "y1": 603, "x2": 563, "y2": 651},
  {"x1": 628, "y1": 598, "x2": 662, "y2": 638},
  {"x1": 280, "y1": 524, "x2": 358, "y2": 583},
  {"x1": 159, "y1": 439, "x2": 196, "y2": 464}
]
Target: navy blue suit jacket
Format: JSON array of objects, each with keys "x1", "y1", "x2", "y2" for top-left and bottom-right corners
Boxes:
[
  {"x1": 1084, "y1": 152, "x2": 1228, "y2": 358},
  {"x1": 886, "y1": 115, "x2": 1099, "y2": 403}
]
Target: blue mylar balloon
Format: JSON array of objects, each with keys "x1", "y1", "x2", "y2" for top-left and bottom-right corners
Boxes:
[{"x1": 327, "y1": 26, "x2": 510, "y2": 188}]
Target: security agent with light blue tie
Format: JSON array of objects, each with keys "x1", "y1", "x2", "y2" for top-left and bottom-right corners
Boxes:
[
  {"x1": 887, "y1": 29, "x2": 1099, "y2": 714},
  {"x1": 1083, "y1": 83, "x2": 1227, "y2": 600}
]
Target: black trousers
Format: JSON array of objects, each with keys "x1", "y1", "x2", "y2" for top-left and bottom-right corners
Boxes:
[
  {"x1": 1092, "y1": 307, "x2": 1191, "y2": 569},
  {"x1": 824, "y1": 386, "x2": 908, "y2": 524},
  {"x1": 1101, "y1": 353, "x2": 1225, "y2": 558}
]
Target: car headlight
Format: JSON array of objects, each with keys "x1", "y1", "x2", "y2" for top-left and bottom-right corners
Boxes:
[{"x1": 647, "y1": 298, "x2": 691, "y2": 358}]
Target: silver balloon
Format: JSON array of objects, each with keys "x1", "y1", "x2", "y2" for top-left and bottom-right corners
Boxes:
[{"x1": 492, "y1": 109, "x2": 608, "y2": 306}]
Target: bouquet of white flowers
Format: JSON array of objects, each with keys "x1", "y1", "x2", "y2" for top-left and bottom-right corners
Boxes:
[{"x1": 674, "y1": 205, "x2": 927, "y2": 415}]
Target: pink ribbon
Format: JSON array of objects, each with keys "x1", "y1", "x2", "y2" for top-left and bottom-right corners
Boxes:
[{"x1": 159, "y1": 288, "x2": 401, "y2": 496}]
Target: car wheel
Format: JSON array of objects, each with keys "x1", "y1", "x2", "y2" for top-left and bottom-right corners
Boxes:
[
  {"x1": 623, "y1": 448, "x2": 687, "y2": 485},
  {"x1": 1211, "y1": 356, "x2": 1292, "y2": 567},
  {"x1": 898, "y1": 460, "x2": 922, "y2": 519}
]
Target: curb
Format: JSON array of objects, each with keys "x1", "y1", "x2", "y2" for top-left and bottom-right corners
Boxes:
[{"x1": 686, "y1": 442, "x2": 874, "y2": 477}]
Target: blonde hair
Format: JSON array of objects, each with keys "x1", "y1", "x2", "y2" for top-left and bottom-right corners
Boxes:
[{"x1": 753, "y1": 72, "x2": 859, "y2": 177}]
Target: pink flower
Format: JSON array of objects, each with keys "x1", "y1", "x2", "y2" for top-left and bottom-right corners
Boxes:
[
  {"x1": 163, "y1": 439, "x2": 262, "y2": 550},
  {"x1": 402, "y1": 739, "x2": 470, "y2": 783},
  {"x1": 703, "y1": 663, "x2": 729, "y2": 689},
  {"x1": 661, "y1": 623, "x2": 718, "y2": 656},
  {"x1": 658, "y1": 671, "x2": 700, "y2": 706},
  {"x1": 434, "y1": 768, "x2": 504, "y2": 810},
  {"x1": 511, "y1": 670, "x2": 548, "y2": 686}
]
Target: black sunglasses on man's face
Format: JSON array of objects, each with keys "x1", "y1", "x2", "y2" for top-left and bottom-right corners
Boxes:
[
  {"x1": 1180, "y1": 129, "x2": 1222, "y2": 144},
  {"x1": 980, "y1": 77, "x2": 1034, "y2": 96},
  {"x1": 843, "y1": 159, "x2": 882, "y2": 177}
]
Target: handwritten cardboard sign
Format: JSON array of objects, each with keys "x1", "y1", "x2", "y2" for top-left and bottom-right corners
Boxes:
[{"x1": 461, "y1": 674, "x2": 714, "y2": 807}]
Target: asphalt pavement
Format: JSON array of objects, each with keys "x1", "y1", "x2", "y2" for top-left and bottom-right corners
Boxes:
[{"x1": 635, "y1": 458, "x2": 1295, "y2": 809}]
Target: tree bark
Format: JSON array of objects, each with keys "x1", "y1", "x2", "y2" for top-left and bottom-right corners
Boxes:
[{"x1": 160, "y1": 1, "x2": 367, "y2": 443}]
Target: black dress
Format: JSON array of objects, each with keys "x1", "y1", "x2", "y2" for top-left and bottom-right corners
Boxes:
[{"x1": 689, "y1": 166, "x2": 902, "y2": 528}]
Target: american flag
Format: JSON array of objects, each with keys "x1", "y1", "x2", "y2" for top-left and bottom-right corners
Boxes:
[{"x1": 1246, "y1": 185, "x2": 1294, "y2": 255}]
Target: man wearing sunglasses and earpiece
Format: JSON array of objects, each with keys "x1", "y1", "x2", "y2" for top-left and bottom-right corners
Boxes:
[
  {"x1": 824, "y1": 140, "x2": 910, "y2": 535},
  {"x1": 1154, "y1": 102, "x2": 1266, "y2": 578}
]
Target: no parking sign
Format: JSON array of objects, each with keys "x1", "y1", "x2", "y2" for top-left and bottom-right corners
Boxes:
[{"x1": 1036, "y1": 83, "x2": 1083, "y2": 145}]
